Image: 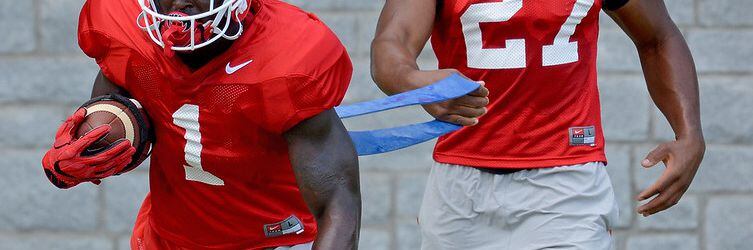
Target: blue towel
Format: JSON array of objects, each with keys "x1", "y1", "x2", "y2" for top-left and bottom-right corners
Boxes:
[{"x1": 336, "y1": 74, "x2": 480, "y2": 156}]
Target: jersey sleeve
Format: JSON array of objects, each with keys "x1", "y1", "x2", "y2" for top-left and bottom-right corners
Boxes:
[
  {"x1": 244, "y1": 12, "x2": 354, "y2": 134},
  {"x1": 78, "y1": 28, "x2": 128, "y2": 89},
  {"x1": 254, "y1": 49, "x2": 352, "y2": 134},
  {"x1": 281, "y1": 50, "x2": 352, "y2": 132},
  {"x1": 78, "y1": 0, "x2": 147, "y2": 90}
]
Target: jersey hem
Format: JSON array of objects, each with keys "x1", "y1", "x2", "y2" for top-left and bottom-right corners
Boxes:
[
  {"x1": 148, "y1": 217, "x2": 317, "y2": 250},
  {"x1": 433, "y1": 152, "x2": 607, "y2": 169}
]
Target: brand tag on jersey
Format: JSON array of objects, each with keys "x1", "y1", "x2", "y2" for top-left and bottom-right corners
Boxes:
[
  {"x1": 264, "y1": 215, "x2": 304, "y2": 238},
  {"x1": 569, "y1": 126, "x2": 596, "y2": 146}
]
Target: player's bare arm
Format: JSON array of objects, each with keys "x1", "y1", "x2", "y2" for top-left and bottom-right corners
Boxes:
[
  {"x1": 91, "y1": 71, "x2": 129, "y2": 98},
  {"x1": 284, "y1": 109, "x2": 361, "y2": 250},
  {"x1": 371, "y1": 0, "x2": 489, "y2": 126},
  {"x1": 607, "y1": 0, "x2": 705, "y2": 217}
]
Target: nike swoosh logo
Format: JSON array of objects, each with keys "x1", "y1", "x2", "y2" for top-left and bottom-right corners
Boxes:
[{"x1": 225, "y1": 60, "x2": 253, "y2": 74}]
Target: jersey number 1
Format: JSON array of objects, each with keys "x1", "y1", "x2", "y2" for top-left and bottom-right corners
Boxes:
[
  {"x1": 460, "y1": 0, "x2": 595, "y2": 69},
  {"x1": 173, "y1": 104, "x2": 225, "y2": 186}
]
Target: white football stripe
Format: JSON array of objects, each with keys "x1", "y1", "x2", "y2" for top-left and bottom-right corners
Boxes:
[
  {"x1": 85, "y1": 104, "x2": 135, "y2": 144},
  {"x1": 129, "y1": 98, "x2": 143, "y2": 109}
]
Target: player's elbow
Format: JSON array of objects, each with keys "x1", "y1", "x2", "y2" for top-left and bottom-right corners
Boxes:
[
  {"x1": 306, "y1": 156, "x2": 361, "y2": 222},
  {"x1": 634, "y1": 25, "x2": 684, "y2": 54},
  {"x1": 370, "y1": 37, "x2": 396, "y2": 85},
  {"x1": 323, "y1": 186, "x2": 362, "y2": 229},
  {"x1": 370, "y1": 60, "x2": 389, "y2": 87},
  {"x1": 311, "y1": 177, "x2": 362, "y2": 236}
]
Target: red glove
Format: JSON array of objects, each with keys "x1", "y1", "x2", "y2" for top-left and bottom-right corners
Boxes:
[{"x1": 42, "y1": 108, "x2": 136, "y2": 189}]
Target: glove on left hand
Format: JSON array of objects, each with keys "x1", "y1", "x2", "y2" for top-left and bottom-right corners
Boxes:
[{"x1": 42, "y1": 108, "x2": 136, "y2": 189}]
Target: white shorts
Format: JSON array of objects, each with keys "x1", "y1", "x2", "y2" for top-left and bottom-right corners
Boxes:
[
  {"x1": 272, "y1": 242, "x2": 313, "y2": 250},
  {"x1": 419, "y1": 162, "x2": 619, "y2": 250}
]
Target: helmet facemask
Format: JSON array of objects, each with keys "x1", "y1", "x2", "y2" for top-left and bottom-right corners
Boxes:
[{"x1": 137, "y1": 0, "x2": 250, "y2": 56}]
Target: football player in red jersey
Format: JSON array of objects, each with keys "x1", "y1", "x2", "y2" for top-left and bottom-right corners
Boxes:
[
  {"x1": 372, "y1": 0, "x2": 704, "y2": 248},
  {"x1": 42, "y1": 0, "x2": 361, "y2": 249}
]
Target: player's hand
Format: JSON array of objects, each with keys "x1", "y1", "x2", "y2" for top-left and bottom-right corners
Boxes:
[
  {"x1": 42, "y1": 108, "x2": 136, "y2": 189},
  {"x1": 406, "y1": 69, "x2": 490, "y2": 126},
  {"x1": 636, "y1": 136, "x2": 705, "y2": 216}
]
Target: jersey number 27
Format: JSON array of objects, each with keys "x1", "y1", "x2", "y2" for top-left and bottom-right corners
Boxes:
[{"x1": 460, "y1": 0, "x2": 595, "y2": 69}]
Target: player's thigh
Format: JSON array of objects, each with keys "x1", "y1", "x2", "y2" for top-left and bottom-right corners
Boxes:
[
  {"x1": 419, "y1": 163, "x2": 507, "y2": 250},
  {"x1": 504, "y1": 162, "x2": 618, "y2": 250}
]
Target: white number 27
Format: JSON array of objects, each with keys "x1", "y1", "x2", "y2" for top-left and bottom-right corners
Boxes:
[
  {"x1": 460, "y1": 0, "x2": 595, "y2": 69},
  {"x1": 173, "y1": 104, "x2": 225, "y2": 186}
]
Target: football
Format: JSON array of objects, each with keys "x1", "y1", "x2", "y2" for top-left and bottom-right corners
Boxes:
[{"x1": 76, "y1": 95, "x2": 152, "y2": 174}]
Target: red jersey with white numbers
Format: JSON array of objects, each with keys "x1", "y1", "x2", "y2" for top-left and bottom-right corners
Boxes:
[
  {"x1": 431, "y1": 0, "x2": 607, "y2": 168},
  {"x1": 78, "y1": 0, "x2": 352, "y2": 248}
]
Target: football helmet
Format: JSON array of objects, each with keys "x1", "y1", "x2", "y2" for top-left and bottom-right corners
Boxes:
[{"x1": 136, "y1": 0, "x2": 250, "y2": 54}]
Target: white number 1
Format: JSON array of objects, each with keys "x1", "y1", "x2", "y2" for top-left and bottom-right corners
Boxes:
[
  {"x1": 173, "y1": 104, "x2": 225, "y2": 186},
  {"x1": 460, "y1": 0, "x2": 595, "y2": 69}
]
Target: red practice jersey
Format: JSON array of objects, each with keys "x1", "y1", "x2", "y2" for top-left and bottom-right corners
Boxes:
[
  {"x1": 78, "y1": 0, "x2": 352, "y2": 248},
  {"x1": 431, "y1": 0, "x2": 610, "y2": 168}
]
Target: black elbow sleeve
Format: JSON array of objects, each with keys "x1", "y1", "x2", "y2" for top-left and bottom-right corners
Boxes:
[{"x1": 603, "y1": 0, "x2": 630, "y2": 11}]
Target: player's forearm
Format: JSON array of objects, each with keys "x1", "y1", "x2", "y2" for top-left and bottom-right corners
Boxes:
[
  {"x1": 637, "y1": 30, "x2": 703, "y2": 140},
  {"x1": 371, "y1": 38, "x2": 426, "y2": 95},
  {"x1": 311, "y1": 186, "x2": 361, "y2": 250},
  {"x1": 300, "y1": 152, "x2": 360, "y2": 249},
  {"x1": 610, "y1": 0, "x2": 703, "y2": 141},
  {"x1": 284, "y1": 110, "x2": 361, "y2": 249},
  {"x1": 298, "y1": 160, "x2": 360, "y2": 250}
]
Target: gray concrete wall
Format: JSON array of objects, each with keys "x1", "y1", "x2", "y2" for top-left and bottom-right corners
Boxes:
[{"x1": 0, "y1": 0, "x2": 751, "y2": 249}]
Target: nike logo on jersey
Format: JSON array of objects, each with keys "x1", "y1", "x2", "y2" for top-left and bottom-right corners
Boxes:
[
  {"x1": 225, "y1": 60, "x2": 253, "y2": 74},
  {"x1": 264, "y1": 215, "x2": 304, "y2": 238}
]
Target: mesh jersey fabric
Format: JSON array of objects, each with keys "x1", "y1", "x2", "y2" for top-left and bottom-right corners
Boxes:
[
  {"x1": 78, "y1": 0, "x2": 352, "y2": 248},
  {"x1": 431, "y1": 0, "x2": 608, "y2": 169}
]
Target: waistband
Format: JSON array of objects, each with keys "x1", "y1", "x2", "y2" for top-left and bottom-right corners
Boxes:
[{"x1": 473, "y1": 167, "x2": 527, "y2": 175}]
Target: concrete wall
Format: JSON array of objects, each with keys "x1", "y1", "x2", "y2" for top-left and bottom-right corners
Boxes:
[{"x1": 0, "y1": 0, "x2": 751, "y2": 249}]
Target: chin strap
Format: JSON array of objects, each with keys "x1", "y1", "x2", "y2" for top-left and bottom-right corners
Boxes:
[{"x1": 336, "y1": 74, "x2": 481, "y2": 156}]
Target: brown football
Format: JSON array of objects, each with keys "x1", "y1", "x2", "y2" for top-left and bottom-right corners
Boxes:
[{"x1": 75, "y1": 97, "x2": 152, "y2": 174}]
